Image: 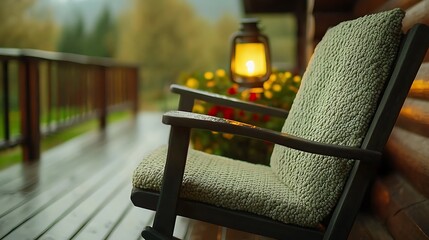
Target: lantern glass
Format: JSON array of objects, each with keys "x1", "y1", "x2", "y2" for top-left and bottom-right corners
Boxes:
[{"x1": 234, "y1": 43, "x2": 267, "y2": 77}]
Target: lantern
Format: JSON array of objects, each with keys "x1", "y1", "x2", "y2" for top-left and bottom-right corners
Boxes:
[{"x1": 230, "y1": 19, "x2": 271, "y2": 88}]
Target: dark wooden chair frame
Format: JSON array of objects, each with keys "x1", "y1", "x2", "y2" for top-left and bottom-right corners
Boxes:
[{"x1": 131, "y1": 24, "x2": 429, "y2": 240}]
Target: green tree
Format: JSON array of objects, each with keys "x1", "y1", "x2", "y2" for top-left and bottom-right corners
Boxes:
[
  {"x1": 210, "y1": 14, "x2": 239, "y2": 70},
  {"x1": 58, "y1": 6, "x2": 116, "y2": 57},
  {"x1": 57, "y1": 12, "x2": 86, "y2": 54},
  {"x1": 116, "y1": 0, "x2": 221, "y2": 99},
  {"x1": 0, "y1": 0, "x2": 58, "y2": 50},
  {"x1": 85, "y1": 6, "x2": 117, "y2": 57}
]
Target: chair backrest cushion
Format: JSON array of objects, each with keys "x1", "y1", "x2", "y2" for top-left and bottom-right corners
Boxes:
[{"x1": 270, "y1": 9, "x2": 404, "y2": 225}]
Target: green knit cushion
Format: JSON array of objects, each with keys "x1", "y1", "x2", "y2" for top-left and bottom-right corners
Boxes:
[
  {"x1": 270, "y1": 8, "x2": 404, "y2": 225},
  {"x1": 133, "y1": 146, "x2": 315, "y2": 226},
  {"x1": 133, "y1": 9, "x2": 405, "y2": 228}
]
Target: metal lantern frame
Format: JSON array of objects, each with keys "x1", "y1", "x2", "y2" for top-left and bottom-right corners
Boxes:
[{"x1": 230, "y1": 18, "x2": 271, "y2": 88}]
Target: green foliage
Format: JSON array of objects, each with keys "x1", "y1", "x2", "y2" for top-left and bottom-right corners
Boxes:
[
  {"x1": 177, "y1": 70, "x2": 301, "y2": 164},
  {"x1": 57, "y1": 6, "x2": 116, "y2": 57},
  {"x1": 57, "y1": 12, "x2": 86, "y2": 55},
  {"x1": 115, "y1": 0, "x2": 239, "y2": 101},
  {"x1": 0, "y1": 0, "x2": 58, "y2": 50}
]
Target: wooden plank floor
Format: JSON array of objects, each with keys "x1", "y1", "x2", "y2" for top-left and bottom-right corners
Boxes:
[
  {"x1": 0, "y1": 112, "x2": 189, "y2": 240},
  {"x1": 0, "y1": 112, "x2": 390, "y2": 240}
]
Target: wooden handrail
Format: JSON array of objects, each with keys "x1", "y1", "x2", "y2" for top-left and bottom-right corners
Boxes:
[{"x1": 0, "y1": 48, "x2": 139, "y2": 162}]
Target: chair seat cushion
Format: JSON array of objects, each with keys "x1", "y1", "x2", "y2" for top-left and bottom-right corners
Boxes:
[{"x1": 133, "y1": 146, "x2": 323, "y2": 227}]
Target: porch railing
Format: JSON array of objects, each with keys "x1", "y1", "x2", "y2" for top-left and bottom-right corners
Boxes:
[{"x1": 0, "y1": 48, "x2": 139, "y2": 162}]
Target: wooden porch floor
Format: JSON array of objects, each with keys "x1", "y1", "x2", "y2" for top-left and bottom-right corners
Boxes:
[
  {"x1": 0, "y1": 113, "x2": 272, "y2": 240},
  {"x1": 0, "y1": 112, "x2": 387, "y2": 240},
  {"x1": 0, "y1": 112, "x2": 188, "y2": 240}
]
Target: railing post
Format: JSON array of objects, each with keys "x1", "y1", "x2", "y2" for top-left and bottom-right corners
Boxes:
[
  {"x1": 2, "y1": 61, "x2": 10, "y2": 142},
  {"x1": 131, "y1": 67, "x2": 139, "y2": 115},
  {"x1": 19, "y1": 58, "x2": 41, "y2": 161},
  {"x1": 98, "y1": 66, "x2": 107, "y2": 130}
]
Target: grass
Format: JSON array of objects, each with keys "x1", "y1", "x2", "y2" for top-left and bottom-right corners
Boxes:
[{"x1": 0, "y1": 110, "x2": 132, "y2": 170}]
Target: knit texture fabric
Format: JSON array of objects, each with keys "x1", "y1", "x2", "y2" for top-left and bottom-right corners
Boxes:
[
  {"x1": 133, "y1": 9, "x2": 404, "y2": 227},
  {"x1": 270, "y1": 8, "x2": 404, "y2": 225}
]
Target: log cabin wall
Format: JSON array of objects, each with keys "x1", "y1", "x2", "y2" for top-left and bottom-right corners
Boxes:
[
  {"x1": 243, "y1": 0, "x2": 428, "y2": 237},
  {"x1": 311, "y1": 0, "x2": 429, "y2": 239},
  {"x1": 365, "y1": 1, "x2": 429, "y2": 239}
]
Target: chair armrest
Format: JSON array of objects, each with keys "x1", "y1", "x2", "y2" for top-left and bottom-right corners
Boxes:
[
  {"x1": 170, "y1": 84, "x2": 289, "y2": 118},
  {"x1": 162, "y1": 111, "x2": 381, "y2": 163}
]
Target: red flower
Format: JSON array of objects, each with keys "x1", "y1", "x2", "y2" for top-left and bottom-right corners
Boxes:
[
  {"x1": 238, "y1": 110, "x2": 245, "y2": 117},
  {"x1": 249, "y1": 92, "x2": 259, "y2": 102},
  {"x1": 208, "y1": 106, "x2": 219, "y2": 116},
  {"x1": 227, "y1": 86, "x2": 238, "y2": 95},
  {"x1": 262, "y1": 115, "x2": 270, "y2": 122},
  {"x1": 252, "y1": 113, "x2": 260, "y2": 121},
  {"x1": 223, "y1": 107, "x2": 234, "y2": 119}
]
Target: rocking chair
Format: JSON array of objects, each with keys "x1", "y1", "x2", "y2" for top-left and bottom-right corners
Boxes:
[{"x1": 131, "y1": 9, "x2": 429, "y2": 240}]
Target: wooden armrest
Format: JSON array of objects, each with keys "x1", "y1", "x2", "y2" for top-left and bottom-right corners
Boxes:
[
  {"x1": 162, "y1": 111, "x2": 381, "y2": 163},
  {"x1": 170, "y1": 84, "x2": 289, "y2": 118}
]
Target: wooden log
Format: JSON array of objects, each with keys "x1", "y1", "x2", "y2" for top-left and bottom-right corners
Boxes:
[
  {"x1": 402, "y1": 0, "x2": 429, "y2": 32},
  {"x1": 396, "y1": 98, "x2": 429, "y2": 136},
  {"x1": 377, "y1": 0, "x2": 421, "y2": 12},
  {"x1": 353, "y1": 0, "x2": 386, "y2": 16},
  {"x1": 348, "y1": 213, "x2": 393, "y2": 240},
  {"x1": 409, "y1": 63, "x2": 429, "y2": 99},
  {"x1": 385, "y1": 128, "x2": 429, "y2": 198},
  {"x1": 371, "y1": 174, "x2": 429, "y2": 239},
  {"x1": 313, "y1": 12, "x2": 353, "y2": 41}
]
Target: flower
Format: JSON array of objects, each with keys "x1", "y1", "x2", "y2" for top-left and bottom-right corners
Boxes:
[
  {"x1": 208, "y1": 106, "x2": 219, "y2": 116},
  {"x1": 249, "y1": 92, "x2": 259, "y2": 101},
  {"x1": 223, "y1": 107, "x2": 234, "y2": 119},
  {"x1": 204, "y1": 71, "x2": 214, "y2": 80},
  {"x1": 176, "y1": 69, "x2": 301, "y2": 165},
  {"x1": 227, "y1": 86, "x2": 238, "y2": 95},
  {"x1": 186, "y1": 78, "x2": 199, "y2": 88},
  {"x1": 216, "y1": 69, "x2": 226, "y2": 77}
]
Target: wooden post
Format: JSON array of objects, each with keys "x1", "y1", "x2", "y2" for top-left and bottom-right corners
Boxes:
[
  {"x1": 131, "y1": 67, "x2": 139, "y2": 115},
  {"x1": 295, "y1": 0, "x2": 309, "y2": 74},
  {"x1": 2, "y1": 61, "x2": 10, "y2": 142},
  {"x1": 98, "y1": 66, "x2": 107, "y2": 130},
  {"x1": 19, "y1": 58, "x2": 41, "y2": 161}
]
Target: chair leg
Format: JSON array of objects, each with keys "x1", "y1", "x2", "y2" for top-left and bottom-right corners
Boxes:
[{"x1": 150, "y1": 126, "x2": 191, "y2": 238}]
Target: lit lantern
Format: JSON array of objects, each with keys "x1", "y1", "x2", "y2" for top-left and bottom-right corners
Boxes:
[{"x1": 230, "y1": 19, "x2": 271, "y2": 88}]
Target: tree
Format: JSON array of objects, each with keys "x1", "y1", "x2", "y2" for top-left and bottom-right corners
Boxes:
[
  {"x1": 0, "y1": 0, "x2": 58, "y2": 50},
  {"x1": 58, "y1": 6, "x2": 116, "y2": 57},
  {"x1": 57, "y1": 12, "x2": 86, "y2": 55},
  {"x1": 85, "y1": 6, "x2": 117, "y2": 57},
  {"x1": 116, "y1": 0, "x2": 219, "y2": 99},
  {"x1": 211, "y1": 14, "x2": 239, "y2": 70}
]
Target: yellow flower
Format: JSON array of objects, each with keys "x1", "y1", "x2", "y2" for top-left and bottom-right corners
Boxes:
[
  {"x1": 216, "y1": 69, "x2": 226, "y2": 77},
  {"x1": 241, "y1": 90, "x2": 249, "y2": 100},
  {"x1": 269, "y1": 74, "x2": 277, "y2": 82},
  {"x1": 264, "y1": 90, "x2": 273, "y2": 99},
  {"x1": 293, "y1": 75, "x2": 301, "y2": 83},
  {"x1": 186, "y1": 78, "x2": 199, "y2": 89},
  {"x1": 206, "y1": 80, "x2": 215, "y2": 88},
  {"x1": 204, "y1": 71, "x2": 214, "y2": 80},
  {"x1": 263, "y1": 81, "x2": 271, "y2": 90},
  {"x1": 222, "y1": 133, "x2": 234, "y2": 140},
  {"x1": 285, "y1": 71, "x2": 292, "y2": 79},
  {"x1": 289, "y1": 85, "x2": 299, "y2": 93},
  {"x1": 193, "y1": 104, "x2": 205, "y2": 113},
  {"x1": 272, "y1": 84, "x2": 282, "y2": 92}
]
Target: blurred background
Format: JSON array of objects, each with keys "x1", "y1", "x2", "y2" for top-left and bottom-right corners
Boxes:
[{"x1": 0, "y1": 0, "x2": 297, "y2": 110}]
